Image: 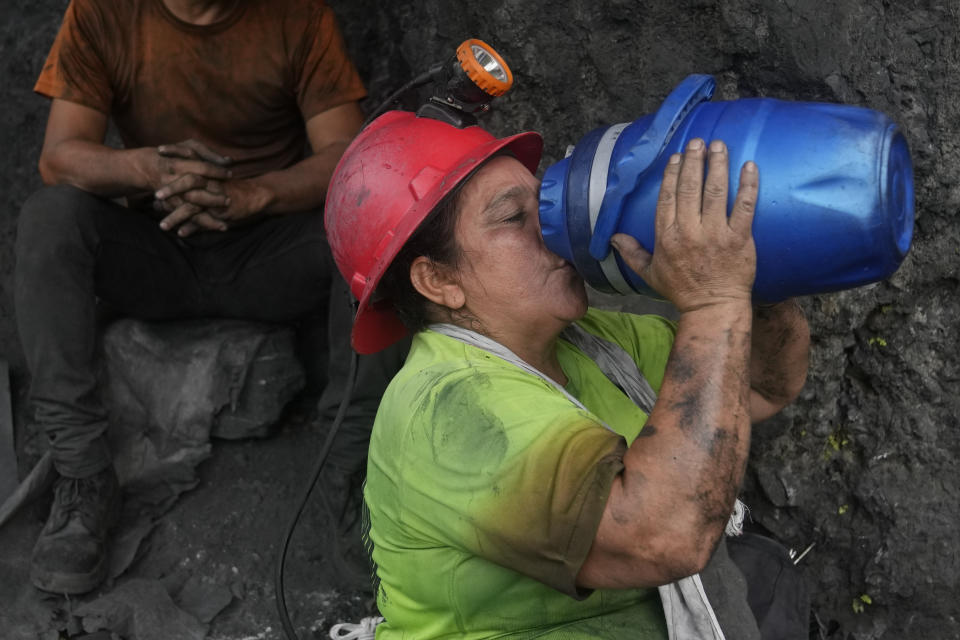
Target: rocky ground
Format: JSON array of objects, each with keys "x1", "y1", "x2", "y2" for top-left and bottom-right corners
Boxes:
[
  {"x1": 2, "y1": 0, "x2": 959, "y2": 638},
  {"x1": 0, "y1": 413, "x2": 376, "y2": 639}
]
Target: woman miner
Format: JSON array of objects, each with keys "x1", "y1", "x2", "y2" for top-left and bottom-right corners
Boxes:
[{"x1": 323, "y1": 111, "x2": 810, "y2": 638}]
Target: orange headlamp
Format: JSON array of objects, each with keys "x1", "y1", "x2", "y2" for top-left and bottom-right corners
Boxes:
[{"x1": 455, "y1": 39, "x2": 514, "y2": 98}]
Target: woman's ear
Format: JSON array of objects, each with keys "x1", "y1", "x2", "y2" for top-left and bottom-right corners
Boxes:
[{"x1": 410, "y1": 256, "x2": 465, "y2": 310}]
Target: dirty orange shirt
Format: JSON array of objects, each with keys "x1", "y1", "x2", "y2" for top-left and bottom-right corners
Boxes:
[{"x1": 35, "y1": 0, "x2": 367, "y2": 179}]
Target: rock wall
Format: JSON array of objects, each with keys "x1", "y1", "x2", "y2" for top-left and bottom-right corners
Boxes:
[
  {"x1": 1, "y1": 0, "x2": 68, "y2": 384},
  {"x1": 314, "y1": 2, "x2": 960, "y2": 637},
  {"x1": 3, "y1": 0, "x2": 958, "y2": 637}
]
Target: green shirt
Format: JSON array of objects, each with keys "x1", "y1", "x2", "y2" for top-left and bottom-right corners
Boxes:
[{"x1": 365, "y1": 308, "x2": 677, "y2": 638}]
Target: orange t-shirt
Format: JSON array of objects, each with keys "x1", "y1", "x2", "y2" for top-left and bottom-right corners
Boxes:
[{"x1": 35, "y1": 0, "x2": 367, "y2": 178}]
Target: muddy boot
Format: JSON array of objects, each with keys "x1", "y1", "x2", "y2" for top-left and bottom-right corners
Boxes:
[{"x1": 30, "y1": 466, "x2": 121, "y2": 594}]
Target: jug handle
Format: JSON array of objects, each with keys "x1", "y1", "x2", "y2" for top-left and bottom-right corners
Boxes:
[{"x1": 588, "y1": 74, "x2": 717, "y2": 260}]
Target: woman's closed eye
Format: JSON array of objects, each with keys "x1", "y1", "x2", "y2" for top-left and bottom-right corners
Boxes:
[{"x1": 504, "y1": 209, "x2": 526, "y2": 224}]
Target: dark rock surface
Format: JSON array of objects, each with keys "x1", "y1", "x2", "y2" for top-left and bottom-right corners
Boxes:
[
  {"x1": 2, "y1": 0, "x2": 958, "y2": 638},
  {"x1": 337, "y1": 3, "x2": 960, "y2": 635},
  {"x1": 102, "y1": 318, "x2": 305, "y2": 501},
  {"x1": 335, "y1": 4, "x2": 960, "y2": 638}
]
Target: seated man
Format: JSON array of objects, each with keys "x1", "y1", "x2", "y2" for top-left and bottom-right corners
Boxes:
[{"x1": 18, "y1": 0, "x2": 374, "y2": 594}]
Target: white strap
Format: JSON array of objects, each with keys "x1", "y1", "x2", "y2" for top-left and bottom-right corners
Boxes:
[
  {"x1": 329, "y1": 616, "x2": 383, "y2": 640},
  {"x1": 561, "y1": 324, "x2": 658, "y2": 414},
  {"x1": 659, "y1": 575, "x2": 726, "y2": 640},
  {"x1": 429, "y1": 323, "x2": 616, "y2": 432}
]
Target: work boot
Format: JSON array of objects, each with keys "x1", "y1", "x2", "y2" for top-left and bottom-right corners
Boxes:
[{"x1": 30, "y1": 466, "x2": 121, "y2": 594}]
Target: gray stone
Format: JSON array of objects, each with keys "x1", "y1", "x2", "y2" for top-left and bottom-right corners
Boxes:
[{"x1": 102, "y1": 318, "x2": 304, "y2": 501}]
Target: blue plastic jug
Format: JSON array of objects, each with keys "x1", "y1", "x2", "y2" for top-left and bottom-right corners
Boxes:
[{"x1": 539, "y1": 74, "x2": 915, "y2": 302}]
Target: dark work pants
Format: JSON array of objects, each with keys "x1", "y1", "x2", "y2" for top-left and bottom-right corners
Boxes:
[
  {"x1": 317, "y1": 277, "x2": 410, "y2": 475},
  {"x1": 15, "y1": 184, "x2": 396, "y2": 478},
  {"x1": 701, "y1": 536, "x2": 763, "y2": 640}
]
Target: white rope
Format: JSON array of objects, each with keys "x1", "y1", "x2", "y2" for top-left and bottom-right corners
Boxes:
[
  {"x1": 725, "y1": 497, "x2": 748, "y2": 537},
  {"x1": 329, "y1": 616, "x2": 383, "y2": 640}
]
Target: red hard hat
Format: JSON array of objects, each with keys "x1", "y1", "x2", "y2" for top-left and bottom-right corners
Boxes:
[{"x1": 324, "y1": 111, "x2": 543, "y2": 354}]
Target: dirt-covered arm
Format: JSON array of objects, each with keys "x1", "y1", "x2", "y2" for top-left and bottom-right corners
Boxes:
[
  {"x1": 577, "y1": 139, "x2": 758, "y2": 590},
  {"x1": 38, "y1": 98, "x2": 231, "y2": 200},
  {"x1": 235, "y1": 101, "x2": 365, "y2": 215},
  {"x1": 749, "y1": 299, "x2": 810, "y2": 422}
]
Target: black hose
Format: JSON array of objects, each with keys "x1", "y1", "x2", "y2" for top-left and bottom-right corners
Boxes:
[
  {"x1": 275, "y1": 346, "x2": 359, "y2": 640},
  {"x1": 361, "y1": 63, "x2": 444, "y2": 130},
  {"x1": 274, "y1": 58, "x2": 444, "y2": 638}
]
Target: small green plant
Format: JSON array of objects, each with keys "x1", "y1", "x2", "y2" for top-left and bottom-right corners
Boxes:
[
  {"x1": 827, "y1": 432, "x2": 849, "y2": 451},
  {"x1": 823, "y1": 426, "x2": 851, "y2": 460},
  {"x1": 868, "y1": 336, "x2": 888, "y2": 347},
  {"x1": 852, "y1": 593, "x2": 872, "y2": 613},
  {"x1": 838, "y1": 504, "x2": 849, "y2": 515}
]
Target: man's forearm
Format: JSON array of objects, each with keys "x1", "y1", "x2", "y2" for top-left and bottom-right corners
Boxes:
[
  {"x1": 39, "y1": 139, "x2": 154, "y2": 198},
  {"x1": 242, "y1": 141, "x2": 352, "y2": 215},
  {"x1": 750, "y1": 299, "x2": 811, "y2": 410}
]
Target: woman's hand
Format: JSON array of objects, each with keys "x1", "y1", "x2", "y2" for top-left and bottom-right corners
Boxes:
[{"x1": 610, "y1": 138, "x2": 758, "y2": 314}]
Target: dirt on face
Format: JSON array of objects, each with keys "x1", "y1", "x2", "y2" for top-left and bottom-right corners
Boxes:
[{"x1": 2, "y1": 1, "x2": 958, "y2": 638}]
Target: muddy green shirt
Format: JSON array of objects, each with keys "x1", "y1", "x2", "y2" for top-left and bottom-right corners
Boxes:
[{"x1": 365, "y1": 308, "x2": 677, "y2": 639}]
